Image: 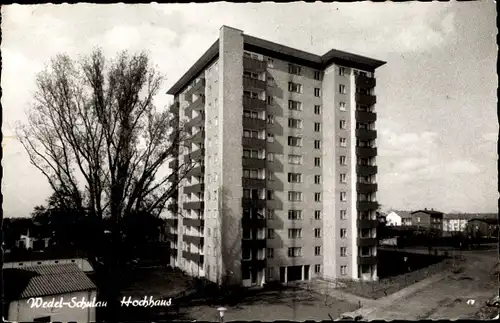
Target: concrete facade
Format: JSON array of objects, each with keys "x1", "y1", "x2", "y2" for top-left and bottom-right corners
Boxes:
[{"x1": 167, "y1": 26, "x2": 385, "y2": 286}]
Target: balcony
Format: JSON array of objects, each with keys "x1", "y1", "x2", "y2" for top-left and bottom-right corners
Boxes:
[
  {"x1": 242, "y1": 137, "x2": 267, "y2": 149},
  {"x1": 242, "y1": 177, "x2": 266, "y2": 189},
  {"x1": 183, "y1": 234, "x2": 204, "y2": 245},
  {"x1": 184, "y1": 149, "x2": 205, "y2": 163},
  {"x1": 356, "y1": 111, "x2": 377, "y2": 122},
  {"x1": 185, "y1": 96, "x2": 205, "y2": 115},
  {"x1": 242, "y1": 238, "x2": 267, "y2": 249},
  {"x1": 184, "y1": 131, "x2": 205, "y2": 146},
  {"x1": 243, "y1": 77, "x2": 267, "y2": 91},
  {"x1": 357, "y1": 201, "x2": 378, "y2": 212},
  {"x1": 356, "y1": 93, "x2": 377, "y2": 106},
  {"x1": 357, "y1": 183, "x2": 378, "y2": 193},
  {"x1": 183, "y1": 201, "x2": 204, "y2": 210},
  {"x1": 358, "y1": 237, "x2": 378, "y2": 247},
  {"x1": 242, "y1": 217, "x2": 267, "y2": 228},
  {"x1": 186, "y1": 114, "x2": 204, "y2": 129},
  {"x1": 183, "y1": 183, "x2": 205, "y2": 194},
  {"x1": 168, "y1": 102, "x2": 179, "y2": 114},
  {"x1": 182, "y1": 250, "x2": 204, "y2": 264},
  {"x1": 242, "y1": 198, "x2": 267, "y2": 209},
  {"x1": 358, "y1": 255, "x2": 378, "y2": 265},
  {"x1": 186, "y1": 165, "x2": 205, "y2": 177},
  {"x1": 356, "y1": 129, "x2": 377, "y2": 140},
  {"x1": 242, "y1": 158, "x2": 266, "y2": 168},
  {"x1": 183, "y1": 217, "x2": 204, "y2": 227},
  {"x1": 357, "y1": 165, "x2": 378, "y2": 176},
  {"x1": 243, "y1": 117, "x2": 266, "y2": 130},
  {"x1": 168, "y1": 159, "x2": 178, "y2": 169},
  {"x1": 165, "y1": 232, "x2": 177, "y2": 241},
  {"x1": 185, "y1": 78, "x2": 206, "y2": 98},
  {"x1": 243, "y1": 57, "x2": 267, "y2": 72},
  {"x1": 356, "y1": 147, "x2": 378, "y2": 157},
  {"x1": 243, "y1": 96, "x2": 267, "y2": 111},
  {"x1": 355, "y1": 75, "x2": 376, "y2": 89},
  {"x1": 241, "y1": 258, "x2": 266, "y2": 269}
]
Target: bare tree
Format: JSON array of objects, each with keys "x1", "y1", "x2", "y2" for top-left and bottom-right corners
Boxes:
[{"x1": 15, "y1": 48, "x2": 194, "y2": 314}]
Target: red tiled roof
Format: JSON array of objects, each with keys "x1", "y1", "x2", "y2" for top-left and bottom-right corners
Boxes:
[{"x1": 4, "y1": 263, "x2": 96, "y2": 300}]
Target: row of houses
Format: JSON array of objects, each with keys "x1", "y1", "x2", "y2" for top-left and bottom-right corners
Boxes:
[{"x1": 383, "y1": 209, "x2": 498, "y2": 237}]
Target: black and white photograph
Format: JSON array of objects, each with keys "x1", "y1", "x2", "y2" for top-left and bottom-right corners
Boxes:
[{"x1": 1, "y1": 2, "x2": 498, "y2": 322}]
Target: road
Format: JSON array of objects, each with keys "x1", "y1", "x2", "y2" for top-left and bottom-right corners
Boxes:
[{"x1": 356, "y1": 246, "x2": 498, "y2": 320}]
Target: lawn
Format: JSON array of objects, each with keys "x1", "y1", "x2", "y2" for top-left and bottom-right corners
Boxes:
[{"x1": 115, "y1": 267, "x2": 359, "y2": 321}]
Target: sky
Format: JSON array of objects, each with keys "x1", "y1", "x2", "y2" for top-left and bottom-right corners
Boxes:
[{"x1": 1, "y1": 1, "x2": 498, "y2": 218}]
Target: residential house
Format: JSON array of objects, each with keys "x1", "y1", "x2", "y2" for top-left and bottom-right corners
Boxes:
[
  {"x1": 466, "y1": 217, "x2": 498, "y2": 238},
  {"x1": 386, "y1": 210, "x2": 411, "y2": 226},
  {"x1": 3, "y1": 263, "x2": 98, "y2": 322},
  {"x1": 410, "y1": 209, "x2": 444, "y2": 231},
  {"x1": 15, "y1": 229, "x2": 50, "y2": 251}
]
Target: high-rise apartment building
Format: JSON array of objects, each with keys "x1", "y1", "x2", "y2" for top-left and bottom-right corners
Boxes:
[{"x1": 166, "y1": 26, "x2": 385, "y2": 287}]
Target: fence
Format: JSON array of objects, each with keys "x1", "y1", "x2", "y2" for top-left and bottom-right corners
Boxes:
[{"x1": 338, "y1": 257, "x2": 463, "y2": 299}]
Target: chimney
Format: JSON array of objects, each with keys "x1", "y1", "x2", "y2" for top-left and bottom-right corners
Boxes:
[{"x1": 424, "y1": 208, "x2": 427, "y2": 211}]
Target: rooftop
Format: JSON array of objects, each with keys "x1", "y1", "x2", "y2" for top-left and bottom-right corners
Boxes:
[
  {"x1": 3, "y1": 263, "x2": 96, "y2": 301},
  {"x1": 167, "y1": 26, "x2": 386, "y2": 95},
  {"x1": 4, "y1": 248, "x2": 88, "y2": 263},
  {"x1": 411, "y1": 209, "x2": 444, "y2": 216}
]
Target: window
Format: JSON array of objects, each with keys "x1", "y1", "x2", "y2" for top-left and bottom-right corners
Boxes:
[
  {"x1": 243, "y1": 227, "x2": 252, "y2": 239},
  {"x1": 339, "y1": 102, "x2": 347, "y2": 111},
  {"x1": 267, "y1": 75, "x2": 274, "y2": 83},
  {"x1": 288, "y1": 136, "x2": 302, "y2": 147},
  {"x1": 314, "y1": 140, "x2": 321, "y2": 150},
  {"x1": 288, "y1": 118, "x2": 303, "y2": 129},
  {"x1": 33, "y1": 317, "x2": 51, "y2": 322},
  {"x1": 339, "y1": 84, "x2": 346, "y2": 94},
  {"x1": 288, "y1": 100, "x2": 302, "y2": 111},
  {"x1": 339, "y1": 67, "x2": 346, "y2": 76},
  {"x1": 267, "y1": 58, "x2": 274, "y2": 68},
  {"x1": 340, "y1": 192, "x2": 347, "y2": 201},
  {"x1": 288, "y1": 191, "x2": 303, "y2": 202},
  {"x1": 314, "y1": 122, "x2": 321, "y2": 132},
  {"x1": 267, "y1": 115, "x2": 275, "y2": 124},
  {"x1": 314, "y1": 210, "x2": 321, "y2": 220},
  {"x1": 314, "y1": 192, "x2": 321, "y2": 202},
  {"x1": 340, "y1": 209, "x2": 347, "y2": 220},
  {"x1": 267, "y1": 133, "x2": 274, "y2": 142},
  {"x1": 339, "y1": 120, "x2": 347, "y2": 129},
  {"x1": 314, "y1": 228, "x2": 321, "y2": 238},
  {"x1": 288, "y1": 173, "x2": 302, "y2": 183},
  {"x1": 288, "y1": 247, "x2": 302, "y2": 257},
  {"x1": 314, "y1": 157, "x2": 321, "y2": 167},
  {"x1": 314, "y1": 71, "x2": 321, "y2": 80},
  {"x1": 267, "y1": 190, "x2": 275, "y2": 200},
  {"x1": 340, "y1": 265, "x2": 347, "y2": 276},
  {"x1": 315, "y1": 264, "x2": 321, "y2": 273},
  {"x1": 340, "y1": 173, "x2": 347, "y2": 183},
  {"x1": 267, "y1": 171, "x2": 274, "y2": 181},
  {"x1": 314, "y1": 88, "x2": 321, "y2": 97},
  {"x1": 340, "y1": 228, "x2": 347, "y2": 238},
  {"x1": 244, "y1": 90, "x2": 260, "y2": 99},
  {"x1": 314, "y1": 175, "x2": 321, "y2": 184},
  {"x1": 267, "y1": 267, "x2": 273, "y2": 278},
  {"x1": 315, "y1": 246, "x2": 321, "y2": 256},
  {"x1": 267, "y1": 209, "x2": 275, "y2": 219},
  {"x1": 268, "y1": 228, "x2": 275, "y2": 239},
  {"x1": 244, "y1": 71, "x2": 260, "y2": 79},
  {"x1": 340, "y1": 247, "x2": 347, "y2": 257},
  {"x1": 340, "y1": 155, "x2": 347, "y2": 165},
  {"x1": 267, "y1": 95, "x2": 274, "y2": 105},
  {"x1": 267, "y1": 248, "x2": 274, "y2": 258},
  {"x1": 288, "y1": 210, "x2": 303, "y2": 220},
  {"x1": 267, "y1": 152, "x2": 274, "y2": 162},
  {"x1": 314, "y1": 105, "x2": 321, "y2": 114},
  {"x1": 242, "y1": 248, "x2": 251, "y2": 260},
  {"x1": 288, "y1": 154, "x2": 303, "y2": 165},
  {"x1": 288, "y1": 228, "x2": 302, "y2": 239},
  {"x1": 288, "y1": 64, "x2": 301, "y2": 75},
  {"x1": 340, "y1": 137, "x2": 347, "y2": 147},
  {"x1": 288, "y1": 82, "x2": 302, "y2": 93}
]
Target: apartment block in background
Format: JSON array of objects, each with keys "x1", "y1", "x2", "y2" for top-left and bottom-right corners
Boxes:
[{"x1": 166, "y1": 25, "x2": 386, "y2": 287}]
